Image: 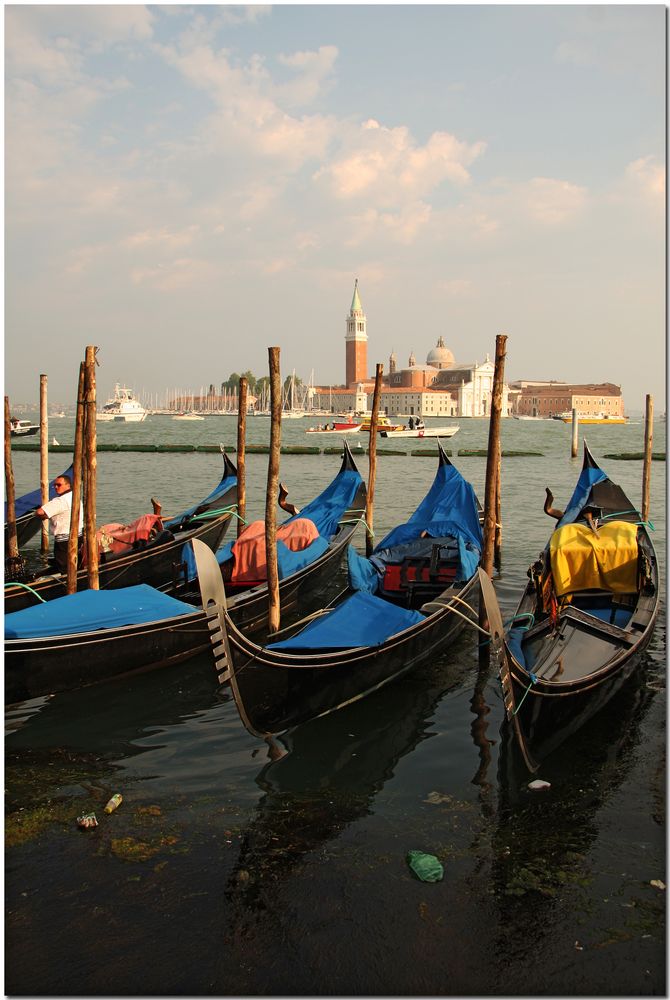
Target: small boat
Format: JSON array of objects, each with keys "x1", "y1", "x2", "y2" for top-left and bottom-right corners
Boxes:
[
  {"x1": 4, "y1": 464, "x2": 74, "y2": 549},
  {"x1": 97, "y1": 383, "x2": 147, "y2": 422},
  {"x1": 357, "y1": 415, "x2": 405, "y2": 433},
  {"x1": 4, "y1": 451, "x2": 239, "y2": 614},
  {"x1": 172, "y1": 411, "x2": 205, "y2": 421},
  {"x1": 196, "y1": 443, "x2": 483, "y2": 738},
  {"x1": 305, "y1": 421, "x2": 361, "y2": 434},
  {"x1": 10, "y1": 419, "x2": 39, "y2": 437},
  {"x1": 479, "y1": 442, "x2": 659, "y2": 772},
  {"x1": 381, "y1": 424, "x2": 460, "y2": 439},
  {"x1": 554, "y1": 412, "x2": 629, "y2": 425}
]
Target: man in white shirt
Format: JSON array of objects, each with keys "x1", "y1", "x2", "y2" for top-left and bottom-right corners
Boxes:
[{"x1": 36, "y1": 475, "x2": 84, "y2": 572}]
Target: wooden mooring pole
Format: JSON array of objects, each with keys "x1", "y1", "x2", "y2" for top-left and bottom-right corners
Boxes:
[
  {"x1": 236, "y1": 377, "x2": 247, "y2": 536},
  {"x1": 481, "y1": 334, "x2": 507, "y2": 579},
  {"x1": 571, "y1": 408, "x2": 579, "y2": 458},
  {"x1": 266, "y1": 347, "x2": 282, "y2": 633},
  {"x1": 67, "y1": 364, "x2": 86, "y2": 594},
  {"x1": 642, "y1": 394, "x2": 653, "y2": 523},
  {"x1": 365, "y1": 364, "x2": 383, "y2": 557},
  {"x1": 5, "y1": 396, "x2": 19, "y2": 561},
  {"x1": 84, "y1": 346, "x2": 99, "y2": 589},
  {"x1": 39, "y1": 374, "x2": 49, "y2": 554}
]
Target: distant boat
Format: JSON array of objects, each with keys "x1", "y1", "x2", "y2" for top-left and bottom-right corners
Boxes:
[
  {"x1": 97, "y1": 384, "x2": 147, "y2": 422},
  {"x1": 554, "y1": 413, "x2": 629, "y2": 425},
  {"x1": 173, "y1": 411, "x2": 205, "y2": 421},
  {"x1": 381, "y1": 425, "x2": 460, "y2": 439},
  {"x1": 357, "y1": 415, "x2": 405, "y2": 433},
  {"x1": 305, "y1": 421, "x2": 362, "y2": 434},
  {"x1": 10, "y1": 419, "x2": 39, "y2": 437}
]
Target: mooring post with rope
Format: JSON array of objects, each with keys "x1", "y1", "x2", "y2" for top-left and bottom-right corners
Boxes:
[
  {"x1": 39, "y1": 374, "x2": 49, "y2": 555},
  {"x1": 5, "y1": 395, "x2": 19, "y2": 564},
  {"x1": 67, "y1": 363, "x2": 86, "y2": 594},
  {"x1": 236, "y1": 376, "x2": 247, "y2": 536},
  {"x1": 642, "y1": 394, "x2": 653, "y2": 524}
]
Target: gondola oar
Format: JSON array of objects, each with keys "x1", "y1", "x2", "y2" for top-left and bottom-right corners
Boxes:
[{"x1": 477, "y1": 568, "x2": 539, "y2": 774}]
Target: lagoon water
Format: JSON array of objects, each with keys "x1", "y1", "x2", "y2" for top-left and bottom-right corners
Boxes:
[{"x1": 5, "y1": 414, "x2": 666, "y2": 996}]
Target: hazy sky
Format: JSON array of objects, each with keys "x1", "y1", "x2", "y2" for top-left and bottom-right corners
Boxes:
[{"x1": 5, "y1": 4, "x2": 666, "y2": 410}]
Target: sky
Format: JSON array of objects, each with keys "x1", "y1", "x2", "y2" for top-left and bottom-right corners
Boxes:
[{"x1": 4, "y1": 4, "x2": 666, "y2": 412}]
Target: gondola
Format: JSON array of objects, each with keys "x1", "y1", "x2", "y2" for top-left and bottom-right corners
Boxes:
[
  {"x1": 479, "y1": 442, "x2": 659, "y2": 771},
  {"x1": 195, "y1": 442, "x2": 483, "y2": 738},
  {"x1": 5, "y1": 463, "x2": 74, "y2": 549},
  {"x1": 208, "y1": 441, "x2": 367, "y2": 635},
  {"x1": 4, "y1": 451, "x2": 239, "y2": 614},
  {"x1": 4, "y1": 447, "x2": 367, "y2": 703}
]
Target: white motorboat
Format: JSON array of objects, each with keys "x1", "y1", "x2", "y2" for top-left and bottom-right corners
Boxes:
[
  {"x1": 97, "y1": 384, "x2": 147, "y2": 422},
  {"x1": 172, "y1": 411, "x2": 205, "y2": 421},
  {"x1": 10, "y1": 419, "x2": 39, "y2": 437},
  {"x1": 380, "y1": 424, "x2": 460, "y2": 439}
]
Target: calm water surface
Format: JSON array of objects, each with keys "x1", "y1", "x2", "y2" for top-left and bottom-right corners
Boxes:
[{"x1": 5, "y1": 415, "x2": 666, "y2": 996}]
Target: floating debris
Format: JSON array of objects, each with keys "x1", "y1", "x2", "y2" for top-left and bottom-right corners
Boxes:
[
  {"x1": 104, "y1": 793, "x2": 123, "y2": 814},
  {"x1": 650, "y1": 879, "x2": 666, "y2": 890},
  {"x1": 528, "y1": 779, "x2": 551, "y2": 792},
  {"x1": 407, "y1": 850, "x2": 444, "y2": 883},
  {"x1": 77, "y1": 813, "x2": 98, "y2": 830}
]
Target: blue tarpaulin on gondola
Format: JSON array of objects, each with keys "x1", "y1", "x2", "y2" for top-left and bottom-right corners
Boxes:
[
  {"x1": 5, "y1": 465, "x2": 74, "y2": 521},
  {"x1": 164, "y1": 473, "x2": 237, "y2": 528},
  {"x1": 557, "y1": 463, "x2": 609, "y2": 529},
  {"x1": 266, "y1": 590, "x2": 425, "y2": 651},
  {"x1": 374, "y1": 460, "x2": 482, "y2": 554},
  {"x1": 284, "y1": 467, "x2": 364, "y2": 538},
  {"x1": 5, "y1": 584, "x2": 196, "y2": 639}
]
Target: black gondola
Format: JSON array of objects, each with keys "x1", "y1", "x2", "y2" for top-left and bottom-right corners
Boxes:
[
  {"x1": 195, "y1": 443, "x2": 483, "y2": 738},
  {"x1": 479, "y1": 442, "x2": 660, "y2": 771},
  {"x1": 4, "y1": 447, "x2": 367, "y2": 704},
  {"x1": 5, "y1": 463, "x2": 74, "y2": 549},
  {"x1": 4, "y1": 451, "x2": 239, "y2": 614}
]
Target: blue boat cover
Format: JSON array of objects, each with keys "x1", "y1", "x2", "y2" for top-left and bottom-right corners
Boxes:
[
  {"x1": 348, "y1": 459, "x2": 482, "y2": 590},
  {"x1": 5, "y1": 584, "x2": 197, "y2": 640},
  {"x1": 557, "y1": 462, "x2": 609, "y2": 529},
  {"x1": 267, "y1": 590, "x2": 425, "y2": 651},
  {"x1": 374, "y1": 460, "x2": 482, "y2": 553},
  {"x1": 6, "y1": 465, "x2": 74, "y2": 521},
  {"x1": 284, "y1": 466, "x2": 364, "y2": 538},
  {"x1": 164, "y1": 472, "x2": 237, "y2": 528}
]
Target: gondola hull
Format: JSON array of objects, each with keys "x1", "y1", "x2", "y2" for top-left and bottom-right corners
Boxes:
[
  {"x1": 218, "y1": 574, "x2": 480, "y2": 736},
  {"x1": 5, "y1": 608, "x2": 210, "y2": 704}
]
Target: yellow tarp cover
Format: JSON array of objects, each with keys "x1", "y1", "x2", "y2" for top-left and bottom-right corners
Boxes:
[{"x1": 550, "y1": 520, "x2": 638, "y2": 597}]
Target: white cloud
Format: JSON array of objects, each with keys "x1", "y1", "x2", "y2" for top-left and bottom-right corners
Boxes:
[
  {"x1": 625, "y1": 156, "x2": 665, "y2": 200},
  {"x1": 524, "y1": 177, "x2": 588, "y2": 225},
  {"x1": 276, "y1": 45, "x2": 338, "y2": 106}
]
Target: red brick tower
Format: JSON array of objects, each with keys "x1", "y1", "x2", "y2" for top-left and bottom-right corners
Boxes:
[{"x1": 345, "y1": 279, "x2": 368, "y2": 387}]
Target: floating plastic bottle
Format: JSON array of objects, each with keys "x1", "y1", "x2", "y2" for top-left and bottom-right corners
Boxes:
[{"x1": 104, "y1": 793, "x2": 123, "y2": 814}]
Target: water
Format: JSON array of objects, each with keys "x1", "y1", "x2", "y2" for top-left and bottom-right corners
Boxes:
[{"x1": 5, "y1": 416, "x2": 666, "y2": 995}]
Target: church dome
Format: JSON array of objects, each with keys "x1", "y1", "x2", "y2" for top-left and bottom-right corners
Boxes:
[{"x1": 427, "y1": 336, "x2": 454, "y2": 370}]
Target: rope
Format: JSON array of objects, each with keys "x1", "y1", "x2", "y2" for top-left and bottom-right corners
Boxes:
[
  {"x1": 512, "y1": 674, "x2": 538, "y2": 715},
  {"x1": 601, "y1": 510, "x2": 655, "y2": 532},
  {"x1": 420, "y1": 595, "x2": 489, "y2": 635},
  {"x1": 4, "y1": 581, "x2": 47, "y2": 602},
  {"x1": 191, "y1": 504, "x2": 243, "y2": 522}
]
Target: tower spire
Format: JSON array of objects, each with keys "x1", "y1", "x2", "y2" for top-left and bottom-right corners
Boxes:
[{"x1": 345, "y1": 279, "x2": 368, "y2": 387}]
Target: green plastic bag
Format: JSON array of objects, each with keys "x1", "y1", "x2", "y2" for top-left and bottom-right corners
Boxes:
[{"x1": 407, "y1": 850, "x2": 444, "y2": 882}]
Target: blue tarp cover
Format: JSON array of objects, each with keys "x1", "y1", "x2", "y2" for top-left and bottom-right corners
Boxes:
[
  {"x1": 5, "y1": 584, "x2": 197, "y2": 640},
  {"x1": 557, "y1": 463, "x2": 609, "y2": 529},
  {"x1": 284, "y1": 466, "x2": 363, "y2": 538},
  {"x1": 165, "y1": 473, "x2": 237, "y2": 528},
  {"x1": 374, "y1": 460, "x2": 482, "y2": 553},
  {"x1": 267, "y1": 590, "x2": 426, "y2": 651},
  {"x1": 6, "y1": 465, "x2": 74, "y2": 521}
]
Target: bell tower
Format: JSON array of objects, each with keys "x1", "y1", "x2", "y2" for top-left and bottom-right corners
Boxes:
[{"x1": 345, "y1": 279, "x2": 368, "y2": 387}]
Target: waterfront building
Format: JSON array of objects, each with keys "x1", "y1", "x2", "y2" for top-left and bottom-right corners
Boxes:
[{"x1": 512, "y1": 381, "x2": 625, "y2": 418}]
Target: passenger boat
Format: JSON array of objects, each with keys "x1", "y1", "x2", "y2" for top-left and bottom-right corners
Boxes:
[
  {"x1": 10, "y1": 419, "x2": 39, "y2": 437},
  {"x1": 479, "y1": 443, "x2": 659, "y2": 772},
  {"x1": 4, "y1": 448, "x2": 367, "y2": 703},
  {"x1": 196, "y1": 442, "x2": 483, "y2": 738},
  {"x1": 554, "y1": 412, "x2": 628, "y2": 425},
  {"x1": 381, "y1": 424, "x2": 460, "y2": 439},
  {"x1": 4, "y1": 451, "x2": 239, "y2": 614},
  {"x1": 97, "y1": 383, "x2": 147, "y2": 422},
  {"x1": 4, "y1": 464, "x2": 74, "y2": 549}
]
